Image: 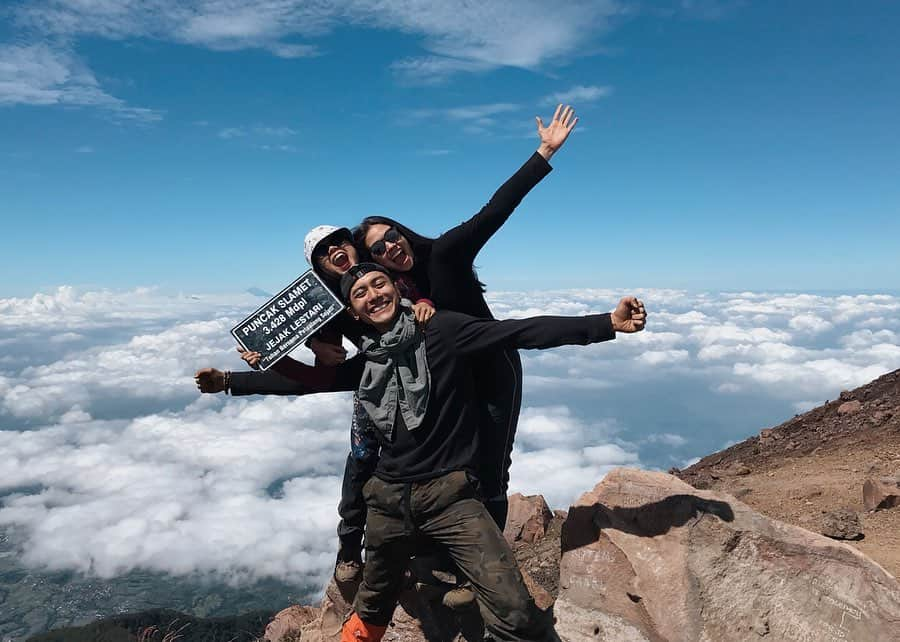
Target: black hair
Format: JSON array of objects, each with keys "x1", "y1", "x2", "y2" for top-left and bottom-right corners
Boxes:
[
  {"x1": 354, "y1": 216, "x2": 435, "y2": 296},
  {"x1": 355, "y1": 216, "x2": 486, "y2": 294}
]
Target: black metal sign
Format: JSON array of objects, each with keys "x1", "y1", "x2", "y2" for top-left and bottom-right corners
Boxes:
[{"x1": 231, "y1": 271, "x2": 344, "y2": 370}]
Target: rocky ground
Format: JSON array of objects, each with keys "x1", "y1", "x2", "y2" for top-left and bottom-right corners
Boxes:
[{"x1": 675, "y1": 368, "x2": 900, "y2": 578}]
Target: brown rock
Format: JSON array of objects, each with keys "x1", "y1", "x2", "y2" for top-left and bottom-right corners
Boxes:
[
  {"x1": 555, "y1": 468, "x2": 900, "y2": 642},
  {"x1": 758, "y1": 428, "x2": 782, "y2": 449},
  {"x1": 504, "y1": 493, "x2": 553, "y2": 544},
  {"x1": 520, "y1": 567, "x2": 554, "y2": 611},
  {"x1": 721, "y1": 462, "x2": 751, "y2": 476},
  {"x1": 264, "y1": 605, "x2": 318, "y2": 641},
  {"x1": 863, "y1": 476, "x2": 900, "y2": 511},
  {"x1": 821, "y1": 508, "x2": 864, "y2": 540},
  {"x1": 838, "y1": 400, "x2": 862, "y2": 415}
]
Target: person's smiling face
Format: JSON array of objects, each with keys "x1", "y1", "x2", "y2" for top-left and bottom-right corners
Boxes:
[
  {"x1": 364, "y1": 223, "x2": 414, "y2": 272},
  {"x1": 348, "y1": 270, "x2": 401, "y2": 332}
]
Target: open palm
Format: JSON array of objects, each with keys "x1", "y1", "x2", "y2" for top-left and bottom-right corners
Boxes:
[{"x1": 536, "y1": 104, "x2": 578, "y2": 153}]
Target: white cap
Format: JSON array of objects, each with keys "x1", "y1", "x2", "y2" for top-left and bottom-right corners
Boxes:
[{"x1": 303, "y1": 225, "x2": 351, "y2": 265}]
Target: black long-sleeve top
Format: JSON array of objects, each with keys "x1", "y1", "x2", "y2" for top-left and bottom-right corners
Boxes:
[
  {"x1": 230, "y1": 153, "x2": 549, "y2": 397},
  {"x1": 407, "y1": 152, "x2": 552, "y2": 319},
  {"x1": 272, "y1": 310, "x2": 615, "y2": 482}
]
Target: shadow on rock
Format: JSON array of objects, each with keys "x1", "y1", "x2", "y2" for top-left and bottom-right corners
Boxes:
[{"x1": 562, "y1": 494, "x2": 735, "y2": 553}]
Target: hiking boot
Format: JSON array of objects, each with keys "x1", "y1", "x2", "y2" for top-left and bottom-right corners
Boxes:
[
  {"x1": 441, "y1": 583, "x2": 477, "y2": 610},
  {"x1": 341, "y1": 612, "x2": 387, "y2": 642},
  {"x1": 334, "y1": 558, "x2": 363, "y2": 583}
]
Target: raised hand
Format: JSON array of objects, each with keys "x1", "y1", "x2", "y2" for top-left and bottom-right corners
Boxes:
[
  {"x1": 536, "y1": 104, "x2": 578, "y2": 160},
  {"x1": 611, "y1": 297, "x2": 647, "y2": 333}
]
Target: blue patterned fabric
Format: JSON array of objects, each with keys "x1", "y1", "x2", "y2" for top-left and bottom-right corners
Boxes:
[{"x1": 350, "y1": 392, "x2": 379, "y2": 461}]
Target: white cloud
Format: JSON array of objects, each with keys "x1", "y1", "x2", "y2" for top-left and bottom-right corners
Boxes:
[
  {"x1": 732, "y1": 359, "x2": 890, "y2": 397},
  {"x1": 840, "y1": 329, "x2": 899, "y2": 350},
  {"x1": 254, "y1": 125, "x2": 297, "y2": 136},
  {"x1": 217, "y1": 127, "x2": 246, "y2": 139},
  {"x1": 643, "y1": 433, "x2": 688, "y2": 447},
  {"x1": 788, "y1": 313, "x2": 833, "y2": 334},
  {"x1": 400, "y1": 102, "x2": 523, "y2": 135},
  {"x1": 692, "y1": 323, "x2": 791, "y2": 346},
  {"x1": 2, "y1": 283, "x2": 899, "y2": 603},
  {"x1": 0, "y1": 43, "x2": 162, "y2": 121},
  {"x1": 637, "y1": 349, "x2": 689, "y2": 365},
  {"x1": 390, "y1": 56, "x2": 494, "y2": 84},
  {"x1": 259, "y1": 144, "x2": 297, "y2": 152},
  {"x1": 1, "y1": 397, "x2": 351, "y2": 582},
  {"x1": 9, "y1": 0, "x2": 622, "y2": 117},
  {"x1": 218, "y1": 125, "x2": 297, "y2": 140},
  {"x1": 0, "y1": 287, "x2": 350, "y2": 587},
  {"x1": 510, "y1": 446, "x2": 639, "y2": 509},
  {"x1": 543, "y1": 84, "x2": 612, "y2": 105}
]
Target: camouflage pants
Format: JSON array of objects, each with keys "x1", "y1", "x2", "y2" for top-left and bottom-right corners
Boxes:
[{"x1": 354, "y1": 471, "x2": 559, "y2": 642}]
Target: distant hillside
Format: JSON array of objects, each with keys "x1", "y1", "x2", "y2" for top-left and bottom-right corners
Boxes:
[
  {"x1": 677, "y1": 367, "x2": 900, "y2": 577},
  {"x1": 25, "y1": 608, "x2": 273, "y2": 642}
]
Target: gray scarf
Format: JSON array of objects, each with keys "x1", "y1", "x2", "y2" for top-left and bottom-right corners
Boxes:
[{"x1": 358, "y1": 300, "x2": 430, "y2": 436}]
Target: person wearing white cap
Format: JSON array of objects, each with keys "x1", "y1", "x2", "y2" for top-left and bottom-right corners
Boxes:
[{"x1": 195, "y1": 222, "x2": 436, "y2": 587}]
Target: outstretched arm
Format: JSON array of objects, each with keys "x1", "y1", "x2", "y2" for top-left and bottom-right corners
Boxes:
[
  {"x1": 436, "y1": 297, "x2": 646, "y2": 355},
  {"x1": 432, "y1": 105, "x2": 578, "y2": 265},
  {"x1": 194, "y1": 363, "x2": 342, "y2": 396}
]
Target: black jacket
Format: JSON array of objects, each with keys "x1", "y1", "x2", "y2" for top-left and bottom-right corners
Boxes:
[
  {"x1": 273, "y1": 309, "x2": 615, "y2": 482},
  {"x1": 407, "y1": 151, "x2": 552, "y2": 319}
]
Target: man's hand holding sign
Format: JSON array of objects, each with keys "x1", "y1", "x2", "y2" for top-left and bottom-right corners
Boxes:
[{"x1": 230, "y1": 270, "x2": 344, "y2": 371}]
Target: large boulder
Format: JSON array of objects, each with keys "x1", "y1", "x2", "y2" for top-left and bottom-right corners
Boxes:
[
  {"x1": 504, "y1": 493, "x2": 553, "y2": 544},
  {"x1": 821, "y1": 508, "x2": 864, "y2": 541},
  {"x1": 556, "y1": 468, "x2": 900, "y2": 642},
  {"x1": 863, "y1": 476, "x2": 900, "y2": 511},
  {"x1": 264, "y1": 605, "x2": 318, "y2": 641}
]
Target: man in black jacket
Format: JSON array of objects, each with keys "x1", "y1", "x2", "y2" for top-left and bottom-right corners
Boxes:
[{"x1": 267, "y1": 263, "x2": 645, "y2": 642}]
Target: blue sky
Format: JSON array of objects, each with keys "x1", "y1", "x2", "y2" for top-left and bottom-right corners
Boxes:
[{"x1": 1, "y1": 1, "x2": 898, "y2": 296}]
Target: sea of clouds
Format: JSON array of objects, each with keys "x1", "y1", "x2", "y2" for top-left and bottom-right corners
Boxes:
[{"x1": 1, "y1": 285, "x2": 899, "y2": 594}]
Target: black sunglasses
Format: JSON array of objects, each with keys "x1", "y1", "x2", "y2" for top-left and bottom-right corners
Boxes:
[
  {"x1": 369, "y1": 227, "x2": 402, "y2": 257},
  {"x1": 312, "y1": 233, "x2": 350, "y2": 260}
]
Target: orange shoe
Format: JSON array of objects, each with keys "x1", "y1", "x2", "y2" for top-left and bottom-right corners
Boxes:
[{"x1": 341, "y1": 613, "x2": 387, "y2": 642}]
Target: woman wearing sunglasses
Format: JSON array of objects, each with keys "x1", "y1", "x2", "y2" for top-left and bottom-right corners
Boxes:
[
  {"x1": 355, "y1": 104, "x2": 578, "y2": 530},
  {"x1": 301, "y1": 225, "x2": 435, "y2": 364}
]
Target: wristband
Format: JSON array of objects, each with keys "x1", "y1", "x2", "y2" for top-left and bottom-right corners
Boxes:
[{"x1": 224, "y1": 370, "x2": 232, "y2": 395}]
